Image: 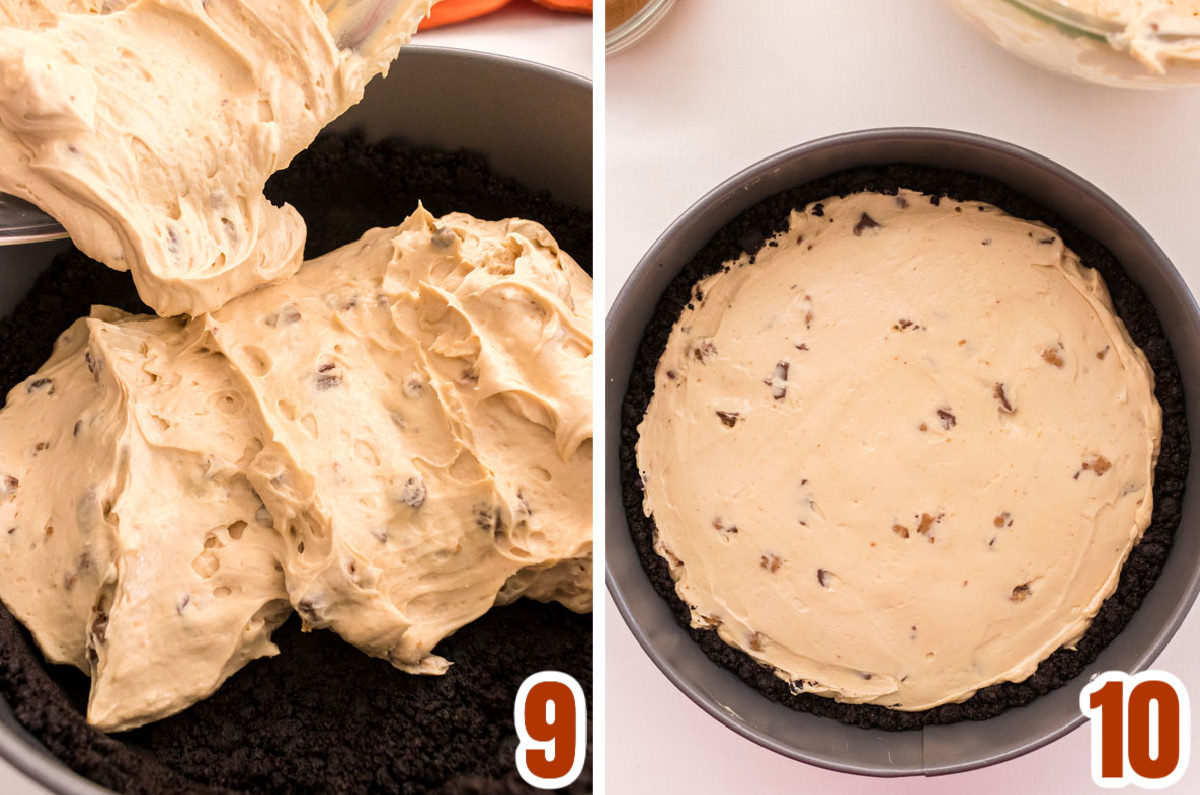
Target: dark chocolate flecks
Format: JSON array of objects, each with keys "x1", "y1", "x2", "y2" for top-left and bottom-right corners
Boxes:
[
  {"x1": 712, "y1": 517, "x2": 738, "y2": 535},
  {"x1": 431, "y1": 226, "x2": 457, "y2": 248},
  {"x1": 397, "y1": 476, "x2": 427, "y2": 509},
  {"x1": 515, "y1": 490, "x2": 533, "y2": 521},
  {"x1": 765, "y1": 361, "x2": 789, "y2": 400},
  {"x1": 916, "y1": 512, "x2": 941, "y2": 539},
  {"x1": 696, "y1": 613, "x2": 721, "y2": 630},
  {"x1": 715, "y1": 411, "x2": 739, "y2": 428},
  {"x1": 1076, "y1": 455, "x2": 1113, "y2": 479},
  {"x1": 270, "y1": 305, "x2": 303, "y2": 327},
  {"x1": 692, "y1": 338, "x2": 718, "y2": 363},
  {"x1": 27, "y1": 377, "x2": 54, "y2": 395},
  {"x1": 936, "y1": 408, "x2": 956, "y2": 430},
  {"x1": 892, "y1": 318, "x2": 923, "y2": 332},
  {"x1": 0, "y1": 476, "x2": 17, "y2": 503},
  {"x1": 90, "y1": 608, "x2": 109, "y2": 645},
  {"x1": 474, "y1": 504, "x2": 503, "y2": 537},
  {"x1": 296, "y1": 597, "x2": 321, "y2": 624},
  {"x1": 401, "y1": 376, "x2": 423, "y2": 398},
  {"x1": 852, "y1": 212, "x2": 881, "y2": 236},
  {"x1": 994, "y1": 382, "x2": 1015, "y2": 414},
  {"x1": 313, "y1": 367, "x2": 342, "y2": 391}
]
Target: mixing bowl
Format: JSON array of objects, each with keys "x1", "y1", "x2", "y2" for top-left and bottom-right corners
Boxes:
[{"x1": 946, "y1": 0, "x2": 1200, "y2": 88}]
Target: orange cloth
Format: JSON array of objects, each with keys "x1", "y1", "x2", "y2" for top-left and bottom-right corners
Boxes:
[{"x1": 420, "y1": 0, "x2": 591, "y2": 30}]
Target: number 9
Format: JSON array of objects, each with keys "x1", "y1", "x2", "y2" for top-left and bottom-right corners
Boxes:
[{"x1": 515, "y1": 671, "x2": 587, "y2": 789}]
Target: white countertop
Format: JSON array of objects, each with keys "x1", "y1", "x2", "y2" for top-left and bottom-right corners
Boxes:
[
  {"x1": 604, "y1": 1, "x2": 1200, "y2": 793},
  {"x1": 0, "y1": 3, "x2": 590, "y2": 793}
]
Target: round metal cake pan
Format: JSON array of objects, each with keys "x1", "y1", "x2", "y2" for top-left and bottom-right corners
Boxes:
[
  {"x1": 0, "y1": 45, "x2": 591, "y2": 795},
  {"x1": 605, "y1": 127, "x2": 1200, "y2": 777}
]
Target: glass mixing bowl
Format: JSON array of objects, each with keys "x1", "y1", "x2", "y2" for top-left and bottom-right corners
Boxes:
[
  {"x1": 606, "y1": 0, "x2": 676, "y2": 56},
  {"x1": 945, "y1": 0, "x2": 1200, "y2": 88}
]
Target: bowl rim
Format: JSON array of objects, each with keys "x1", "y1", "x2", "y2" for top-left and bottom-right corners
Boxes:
[
  {"x1": 1003, "y1": 0, "x2": 1115, "y2": 39},
  {"x1": 0, "y1": 43, "x2": 592, "y2": 795},
  {"x1": 605, "y1": 125, "x2": 1200, "y2": 777},
  {"x1": 605, "y1": 0, "x2": 677, "y2": 56},
  {"x1": 409, "y1": 41, "x2": 592, "y2": 92}
]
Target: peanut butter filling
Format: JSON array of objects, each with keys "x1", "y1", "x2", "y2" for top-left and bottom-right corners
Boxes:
[
  {"x1": 0, "y1": 0, "x2": 435, "y2": 316},
  {"x1": 0, "y1": 206, "x2": 593, "y2": 731},
  {"x1": 1048, "y1": 0, "x2": 1200, "y2": 71},
  {"x1": 637, "y1": 189, "x2": 1159, "y2": 710}
]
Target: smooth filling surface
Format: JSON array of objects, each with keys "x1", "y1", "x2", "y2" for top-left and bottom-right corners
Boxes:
[
  {"x1": 0, "y1": 0, "x2": 434, "y2": 316},
  {"x1": 636, "y1": 189, "x2": 1159, "y2": 710},
  {"x1": 0, "y1": 206, "x2": 593, "y2": 731}
]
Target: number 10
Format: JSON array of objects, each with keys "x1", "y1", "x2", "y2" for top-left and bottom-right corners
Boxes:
[{"x1": 1080, "y1": 671, "x2": 1190, "y2": 789}]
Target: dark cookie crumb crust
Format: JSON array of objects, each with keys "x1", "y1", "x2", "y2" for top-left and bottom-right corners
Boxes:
[
  {"x1": 618, "y1": 164, "x2": 1188, "y2": 731},
  {"x1": 0, "y1": 133, "x2": 592, "y2": 793}
]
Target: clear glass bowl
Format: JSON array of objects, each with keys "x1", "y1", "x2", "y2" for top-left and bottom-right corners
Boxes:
[
  {"x1": 606, "y1": 0, "x2": 676, "y2": 56},
  {"x1": 945, "y1": 0, "x2": 1200, "y2": 88}
]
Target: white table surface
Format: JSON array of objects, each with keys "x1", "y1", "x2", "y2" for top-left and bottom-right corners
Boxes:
[
  {"x1": 0, "y1": 3, "x2": 590, "y2": 793},
  {"x1": 604, "y1": 1, "x2": 1200, "y2": 793}
]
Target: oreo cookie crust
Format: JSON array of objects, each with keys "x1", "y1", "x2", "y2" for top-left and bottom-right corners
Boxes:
[
  {"x1": 0, "y1": 133, "x2": 592, "y2": 793},
  {"x1": 618, "y1": 164, "x2": 1188, "y2": 731}
]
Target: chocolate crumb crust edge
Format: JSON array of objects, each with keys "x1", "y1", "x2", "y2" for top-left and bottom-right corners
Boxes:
[
  {"x1": 0, "y1": 133, "x2": 592, "y2": 794},
  {"x1": 617, "y1": 164, "x2": 1189, "y2": 731}
]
